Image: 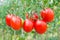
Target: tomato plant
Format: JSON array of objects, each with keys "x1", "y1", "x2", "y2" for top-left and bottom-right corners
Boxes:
[{"x1": 2, "y1": 0, "x2": 58, "y2": 40}]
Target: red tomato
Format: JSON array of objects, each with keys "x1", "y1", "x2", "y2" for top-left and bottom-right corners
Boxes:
[
  {"x1": 32, "y1": 13, "x2": 38, "y2": 21},
  {"x1": 23, "y1": 19, "x2": 33, "y2": 32},
  {"x1": 26, "y1": 12, "x2": 29, "y2": 19},
  {"x1": 6, "y1": 14, "x2": 13, "y2": 26},
  {"x1": 11, "y1": 16, "x2": 22, "y2": 30},
  {"x1": 40, "y1": 8, "x2": 54, "y2": 22},
  {"x1": 30, "y1": 13, "x2": 38, "y2": 27},
  {"x1": 35, "y1": 20, "x2": 47, "y2": 34}
]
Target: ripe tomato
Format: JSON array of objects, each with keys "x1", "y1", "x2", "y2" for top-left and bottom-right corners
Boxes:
[
  {"x1": 30, "y1": 13, "x2": 38, "y2": 27},
  {"x1": 23, "y1": 19, "x2": 33, "y2": 32},
  {"x1": 11, "y1": 16, "x2": 22, "y2": 30},
  {"x1": 6, "y1": 14, "x2": 13, "y2": 26},
  {"x1": 35, "y1": 20, "x2": 47, "y2": 34},
  {"x1": 30, "y1": 13, "x2": 38, "y2": 21},
  {"x1": 33, "y1": 13, "x2": 38, "y2": 20},
  {"x1": 40, "y1": 8, "x2": 54, "y2": 22},
  {"x1": 25, "y1": 12, "x2": 29, "y2": 19}
]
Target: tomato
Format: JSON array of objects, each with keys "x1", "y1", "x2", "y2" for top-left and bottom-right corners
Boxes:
[
  {"x1": 35, "y1": 20, "x2": 47, "y2": 34},
  {"x1": 33, "y1": 13, "x2": 38, "y2": 21},
  {"x1": 23, "y1": 19, "x2": 33, "y2": 32},
  {"x1": 6, "y1": 14, "x2": 13, "y2": 26},
  {"x1": 29, "y1": 13, "x2": 38, "y2": 27},
  {"x1": 30, "y1": 13, "x2": 38, "y2": 21},
  {"x1": 40, "y1": 8, "x2": 54, "y2": 22},
  {"x1": 25, "y1": 12, "x2": 29, "y2": 19},
  {"x1": 11, "y1": 16, "x2": 22, "y2": 30}
]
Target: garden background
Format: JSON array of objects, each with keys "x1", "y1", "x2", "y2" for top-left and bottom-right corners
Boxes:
[{"x1": 0, "y1": 0, "x2": 60, "y2": 40}]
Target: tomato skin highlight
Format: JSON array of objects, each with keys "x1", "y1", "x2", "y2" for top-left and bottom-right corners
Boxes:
[
  {"x1": 40, "y1": 8, "x2": 54, "y2": 22},
  {"x1": 11, "y1": 16, "x2": 22, "y2": 30},
  {"x1": 35, "y1": 20, "x2": 47, "y2": 34},
  {"x1": 23, "y1": 19, "x2": 33, "y2": 32},
  {"x1": 6, "y1": 14, "x2": 13, "y2": 26}
]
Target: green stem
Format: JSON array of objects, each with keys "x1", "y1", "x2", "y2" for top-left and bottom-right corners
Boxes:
[
  {"x1": 21, "y1": 29, "x2": 24, "y2": 37},
  {"x1": 45, "y1": 33, "x2": 48, "y2": 40},
  {"x1": 33, "y1": 32, "x2": 36, "y2": 40},
  {"x1": 14, "y1": 30, "x2": 16, "y2": 40},
  {"x1": 2, "y1": 29, "x2": 4, "y2": 40}
]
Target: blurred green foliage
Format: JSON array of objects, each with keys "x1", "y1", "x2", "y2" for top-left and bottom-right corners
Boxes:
[{"x1": 0, "y1": 0, "x2": 60, "y2": 40}]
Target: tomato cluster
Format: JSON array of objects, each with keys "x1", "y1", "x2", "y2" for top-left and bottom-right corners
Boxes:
[
  {"x1": 6, "y1": 14, "x2": 22, "y2": 30},
  {"x1": 5, "y1": 8, "x2": 54, "y2": 34}
]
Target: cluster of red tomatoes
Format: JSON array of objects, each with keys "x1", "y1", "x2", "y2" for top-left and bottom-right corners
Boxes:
[{"x1": 5, "y1": 8, "x2": 54, "y2": 34}]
